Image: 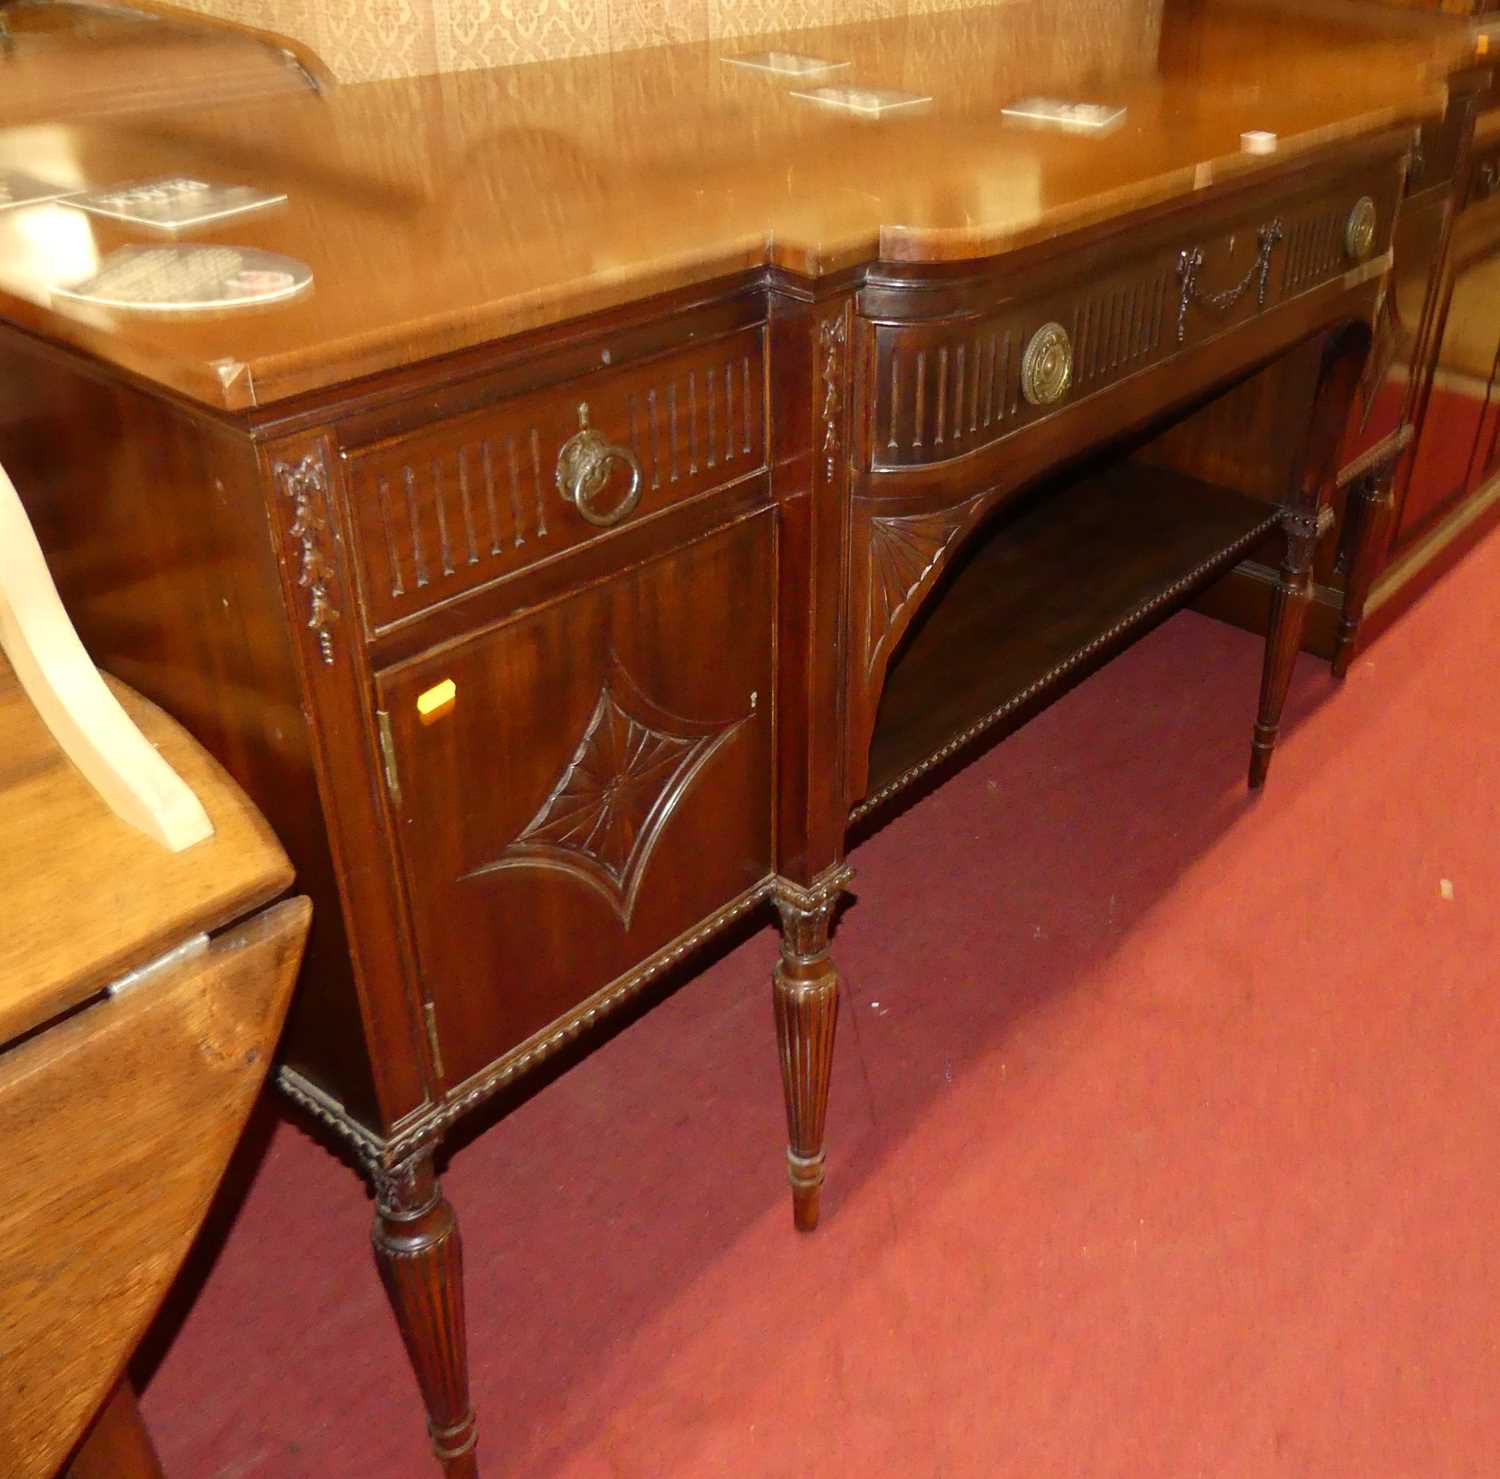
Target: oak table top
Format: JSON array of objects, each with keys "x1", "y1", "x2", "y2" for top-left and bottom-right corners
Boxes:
[
  {"x1": 0, "y1": 658, "x2": 292, "y2": 1045},
  {"x1": 0, "y1": 0, "x2": 1470, "y2": 410}
]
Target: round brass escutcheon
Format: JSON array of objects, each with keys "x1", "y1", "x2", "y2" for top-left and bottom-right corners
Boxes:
[
  {"x1": 1021, "y1": 322, "x2": 1074, "y2": 407},
  {"x1": 1345, "y1": 196, "x2": 1377, "y2": 262}
]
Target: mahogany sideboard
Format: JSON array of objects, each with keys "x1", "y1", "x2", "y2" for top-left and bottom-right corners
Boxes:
[
  {"x1": 1200, "y1": 0, "x2": 1500, "y2": 656},
  {"x1": 0, "y1": 3, "x2": 1469, "y2": 1472}
]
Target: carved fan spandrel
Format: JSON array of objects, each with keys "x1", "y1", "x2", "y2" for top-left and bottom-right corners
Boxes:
[
  {"x1": 864, "y1": 494, "x2": 988, "y2": 675},
  {"x1": 462, "y1": 657, "x2": 748, "y2": 926}
]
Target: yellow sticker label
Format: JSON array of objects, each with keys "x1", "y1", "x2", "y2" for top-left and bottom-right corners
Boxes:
[{"x1": 416, "y1": 678, "x2": 456, "y2": 721}]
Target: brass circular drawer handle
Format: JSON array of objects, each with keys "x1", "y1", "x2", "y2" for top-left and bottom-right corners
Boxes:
[
  {"x1": 556, "y1": 402, "x2": 643, "y2": 528},
  {"x1": 1345, "y1": 196, "x2": 1377, "y2": 262},
  {"x1": 1021, "y1": 322, "x2": 1074, "y2": 407}
]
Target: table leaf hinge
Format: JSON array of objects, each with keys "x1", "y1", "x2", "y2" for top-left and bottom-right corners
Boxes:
[
  {"x1": 376, "y1": 708, "x2": 401, "y2": 806},
  {"x1": 423, "y1": 1000, "x2": 445, "y2": 1079}
]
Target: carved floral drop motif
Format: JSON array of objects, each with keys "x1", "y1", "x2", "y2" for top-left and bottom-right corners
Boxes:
[
  {"x1": 818, "y1": 310, "x2": 848, "y2": 485},
  {"x1": 275, "y1": 450, "x2": 341, "y2": 666},
  {"x1": 463, "y1": 659, "x2": 745, "y2": 925}
]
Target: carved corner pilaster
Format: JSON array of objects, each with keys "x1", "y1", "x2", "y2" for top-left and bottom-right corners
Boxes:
[
  {"x1": 816, "y1": 306, "x2": 850, "y2": 490},
  {"x1": 273, "y1": 445, "x2": 342, "y2": 666},
  {"x1": 771, "y1": 864, "x2": 854, "y2": 967},
  {"x1": 1279, "y1": 502, "x2": 1335, "y2": 575},
  {"x1": 371, "y1": 1147, "x2": 442, "y2": 1225}
]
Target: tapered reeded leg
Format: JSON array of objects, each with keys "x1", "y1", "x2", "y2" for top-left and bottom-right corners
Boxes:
[
  {"x1": 1333, "y1": 467, "x2": 1396, "y2": 679},
  {"x1": 772, "y1": 868, "x2": 853, "y2": 1233},
  {"x1": 1250, "y1": 503, "x2": 1332, "y2": 789},
  {"x1": 372, "y1": 1150, "x2": 478, "y2": 1478}
]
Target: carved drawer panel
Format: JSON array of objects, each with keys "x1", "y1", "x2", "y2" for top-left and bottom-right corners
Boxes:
[
  {"x1": 374, "y1": 511, "x2": 774, "y2": 1092},
  {"x1": 341, "y1": 325, "x2": 766, "y2": 630},
  {"x1": 867, "y1": 170, "x2": 1400, "y2": 472}
]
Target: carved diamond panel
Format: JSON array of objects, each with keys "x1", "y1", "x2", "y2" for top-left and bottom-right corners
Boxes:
[{"x1": 462, "y1": 658, "x2": 745, "y2": 924}]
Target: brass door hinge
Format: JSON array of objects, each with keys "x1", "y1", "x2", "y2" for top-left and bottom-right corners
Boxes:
[
  {"x1": 376, "y1": 708, "x2": 401, "y2": 805},
  {"x1": 423, "y1": 1000, "x2": 445, "y2": 1080}
]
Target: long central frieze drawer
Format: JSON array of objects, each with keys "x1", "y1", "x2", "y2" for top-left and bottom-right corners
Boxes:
[{"x1": 861, "y1": 161, "x2": 1402, "y2": 473}]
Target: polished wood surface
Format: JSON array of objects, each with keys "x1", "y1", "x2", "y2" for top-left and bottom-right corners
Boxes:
[
  {"x1": 0, "y1": 1, "x2": 1466, "y2": 408},
  {"x1": 0, "y1": 659, "x2": 290, "y2": 1045},
  {"x1": 0, "y1": 645, "x2": 306, "y2": 1479},
  {"x1": 1, "y1": 896, "x2": 308, "y2": 1479},
  {"x1": 0, "y1": 0, "x2": 325, "y2": 128}
]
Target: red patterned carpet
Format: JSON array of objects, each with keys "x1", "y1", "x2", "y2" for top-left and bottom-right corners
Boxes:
[{"x1": 141, "y1": 525, "x2": 1500, "y2": 1478}]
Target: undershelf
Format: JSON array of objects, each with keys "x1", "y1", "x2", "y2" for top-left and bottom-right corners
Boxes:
[{"x1": 857, "y1": 462, "x2": 1281, "y2": 818}]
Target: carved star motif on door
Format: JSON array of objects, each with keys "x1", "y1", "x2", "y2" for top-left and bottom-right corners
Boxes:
[{"x1": 462, "y1": 657, "x2": 747, "y2": 926}]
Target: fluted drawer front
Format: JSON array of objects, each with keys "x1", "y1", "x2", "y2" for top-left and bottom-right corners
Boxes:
[
  {"x1": 867, "y1": 167, "x2": 1399, "y2": 472},
  {"x1": 341, "y1": 325, "x2": 766, "y2": 630}
]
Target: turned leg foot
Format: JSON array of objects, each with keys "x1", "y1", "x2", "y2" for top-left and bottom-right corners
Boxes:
[
  {"x1": 772, "y1": 868, "x2": 852, "y2": 1233},
  {"x1": 1332, "y1": 463, "x2": 1398, "y2": 679},
  {"x1": 1251, "y1": 503, "x2": 1331, "y2": 789},
  {"x1": 372, "y1": 1150, "x2": 477, "y2": 1478}
]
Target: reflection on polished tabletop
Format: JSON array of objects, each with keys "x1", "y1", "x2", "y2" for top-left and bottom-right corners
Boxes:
[{"x1": 0, "y1": 0, "x2": 1469, "y2": 407}]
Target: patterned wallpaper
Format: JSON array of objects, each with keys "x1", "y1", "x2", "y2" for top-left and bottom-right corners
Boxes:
[{"x1": 173, "y1": 0, "x2": 1157, "y2": 83}]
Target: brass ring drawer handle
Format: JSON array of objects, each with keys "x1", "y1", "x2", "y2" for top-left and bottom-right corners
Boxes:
[{"x1": 556, "y1": 402, "x2": 643, "y2": 528}]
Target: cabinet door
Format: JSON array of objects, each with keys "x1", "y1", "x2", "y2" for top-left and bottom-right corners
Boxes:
[
  {"x1": 376, "y1": 512, "x2": 775, "y2": 1089},
  {"x1": 1398, "y1": 245, "x2": 1500, "y2": 544}
]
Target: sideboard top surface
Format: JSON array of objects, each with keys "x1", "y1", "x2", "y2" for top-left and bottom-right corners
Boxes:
[{"x1": 0, "y1": 0, "x2": 1467, "y2": 410}]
